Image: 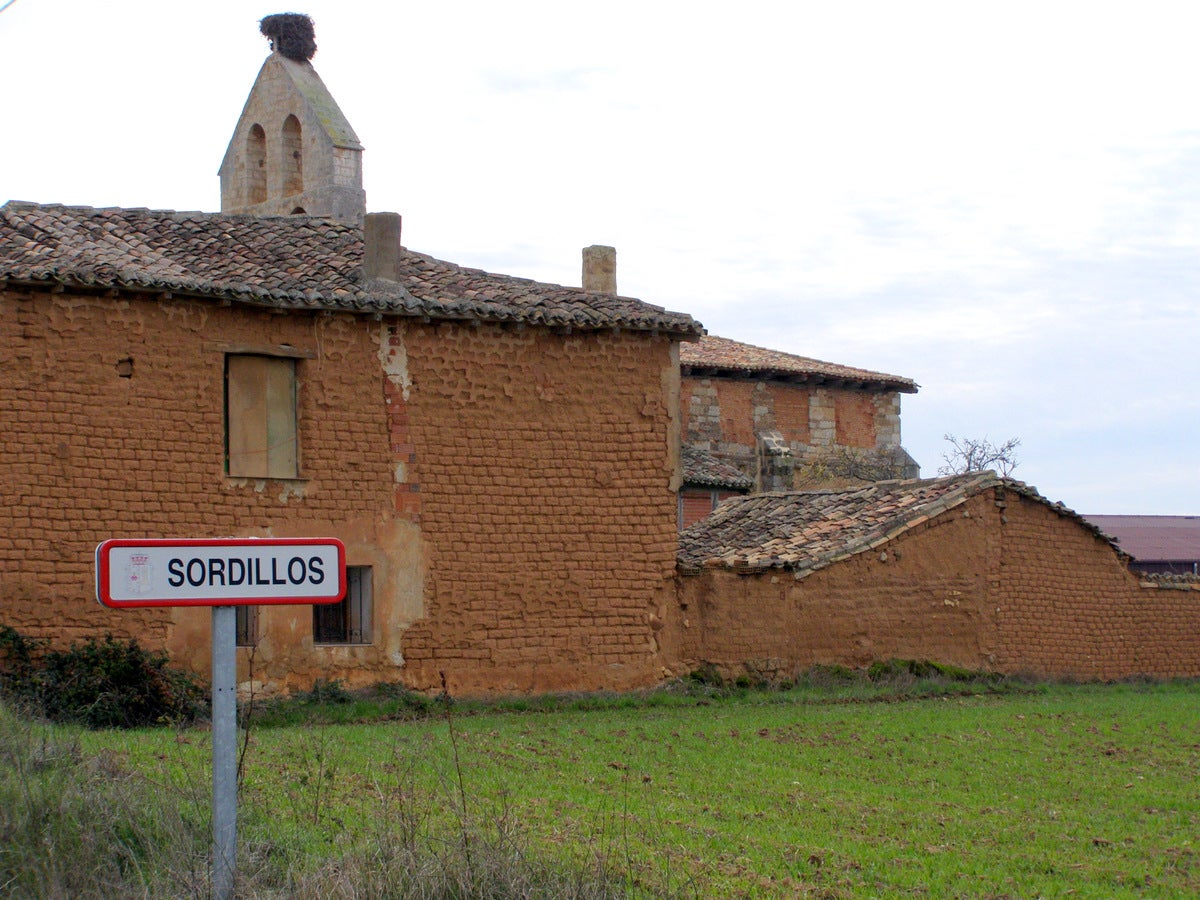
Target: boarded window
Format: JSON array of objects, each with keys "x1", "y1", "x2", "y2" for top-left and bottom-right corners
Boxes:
[
  {"x1": 226, "y1": 355, "x2": 298, "y2": 478},
  {"x1": 313, "y1": 566, "x2": 372, "y2": 644}
]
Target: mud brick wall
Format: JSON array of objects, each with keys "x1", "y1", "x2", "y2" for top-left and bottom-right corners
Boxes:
[
  {"x1": 667, "y1": 495, "x2": 1001, "y2": 676},
  {"x1": 1, "y1": 288, "x2": 683, "y2": 696},
  {"x1": 991, "y1": 492, "x2": 1200, "y2": 678},
  {"x1": 668, "y1": 492, "x2": 1200, "y2": 681},
  {"x1": 0, "y1": 287, "x2": 410, "y2": 690},
  {"x1": 394, "y1": 323, "x2": 681, "y2": 695}
]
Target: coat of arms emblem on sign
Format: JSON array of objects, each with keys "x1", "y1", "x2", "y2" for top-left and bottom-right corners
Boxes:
[{"x1": 125, "y1": 554, "x2": 153, "y2": 594}]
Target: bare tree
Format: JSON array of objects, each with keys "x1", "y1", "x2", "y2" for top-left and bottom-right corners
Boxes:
[{"x1": 938, "y1": 433, "x2": 1021, "y2": 477}]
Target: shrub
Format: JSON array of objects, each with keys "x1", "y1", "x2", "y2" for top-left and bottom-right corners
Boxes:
[
  {"x1": 866, "y1": 658, "x2": 1004, "y2": 686},
  {"x1": 0, "y1": 627, "x2": 206, "y2": 728},
  {"x1": 298, "y1": 677, "x2": 353, "y2": 705},
  {"x1": 0, "y1": 625, "x2": 42, "y2": 700}
]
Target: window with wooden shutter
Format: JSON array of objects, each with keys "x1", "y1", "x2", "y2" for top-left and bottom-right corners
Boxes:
[{"x1": 226, "y1": 355, "x2": 298, "y2": 478}]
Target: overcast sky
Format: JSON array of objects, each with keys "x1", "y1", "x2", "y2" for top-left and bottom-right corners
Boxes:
[{"x1": 3, "y1": 0, "x2": 1198, "y2": 514}]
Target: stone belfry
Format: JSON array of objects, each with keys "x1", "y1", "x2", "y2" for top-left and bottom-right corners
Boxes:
[{"x1": 219, "y1": 14, "x2": 365, "y2": 224}]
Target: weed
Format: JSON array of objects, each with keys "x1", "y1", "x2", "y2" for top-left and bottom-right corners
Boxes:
[{"x1": 0, "y1": 700, "x2": 207, "y2": 896}]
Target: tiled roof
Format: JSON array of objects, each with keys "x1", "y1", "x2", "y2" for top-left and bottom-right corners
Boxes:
[
  {"x1": 681, "y1": 445, "x2": 754, "y2": 490},
  {"x1": 0, "y1": 202, "x2": 701, "y2": 336},
  {"x1": 680, "y1": 334, "x2": 917, "y2": 392},
  {"x1": 1082, "y1": 515, "x2": 1200, "y2": 564},
  {"x1": 678, "y1": 472, "x2": 1122, "y2": 576}
]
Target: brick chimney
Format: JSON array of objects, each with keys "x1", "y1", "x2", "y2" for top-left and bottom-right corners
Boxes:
[
  {"x1": 364, "y1": 212, "x2": 403, "y2": 281},
  {"x1": 582, "y1": 245, "x2": 617, "y2": 294}
]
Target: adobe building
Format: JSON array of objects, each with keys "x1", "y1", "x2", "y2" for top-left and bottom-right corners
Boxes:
[
  {"x1": 678, "y1": 445, "x2": 753, "y2": 529},
  {"x1": 669, "y1": 473, "x2": 1200, "y2": 681},
  {"x1": 5, "y1": 14, "x2": 1198, "y2": 694},
  {"x1": 0, "y1": 15, "x2": 702, "y2": 696}
]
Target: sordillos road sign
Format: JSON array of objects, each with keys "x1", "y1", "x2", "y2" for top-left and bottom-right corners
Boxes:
[
  {"x1": 94, "y1": 535, "x2": 346, "y2": 900},
  {"x1": 96, "y1": 537, "x2": 346, "y2": 608}
]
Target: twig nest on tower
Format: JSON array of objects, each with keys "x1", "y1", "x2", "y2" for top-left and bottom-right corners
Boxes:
[{"x1": 260, "y1": 13, "x2": 317, "y2": 61}]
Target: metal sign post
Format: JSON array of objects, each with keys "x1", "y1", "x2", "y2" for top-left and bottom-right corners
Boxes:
[
  {"x1": 211, "y1": 606, "x2": 237, "y2": 900},
  {"x1": 96, "y1": 537, "x2": 346, "y2": 900}
]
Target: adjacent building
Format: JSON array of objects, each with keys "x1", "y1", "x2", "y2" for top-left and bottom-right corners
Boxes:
[
  {"x1": 680, "y1": 335, "x2": 920, "y2": 493},
  {"x1": 1084, "y1": 516, "x2": 1200, "y2": 576}
]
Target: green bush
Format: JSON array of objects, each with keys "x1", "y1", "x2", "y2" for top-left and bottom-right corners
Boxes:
[
  {"x1": 0, "y1": 627, "x2": 206, "y2": 728},
  {"x1": 0, "y1": 625, "x2": 41, "y2": 699},
  {"x1": 298, "y1": 677, "x2": 353, "y2": 704}
]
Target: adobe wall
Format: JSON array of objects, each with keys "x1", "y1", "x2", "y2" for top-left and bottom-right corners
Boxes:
[
  {"x1": 991, "y1": 491, "x2": 1200, "y2": 679},
  {"x1": 667, "y1": 493, "x2": 1003, "y2": 677},
  {"x1": 668, "y1": 491, "x2": 1200, "y2": 680},
  {"x1": 392, "y1": 323, "x2": 681, "y2": 695},
  {"x1": 1, "y1": 288, "x2": 680, "y2": 696},
  {"x1": 681, "y1": 376, "x2": 902, "y2": 487},
  {"x1": 0, "y1": 287, "x2": 415, "y2": 693}
]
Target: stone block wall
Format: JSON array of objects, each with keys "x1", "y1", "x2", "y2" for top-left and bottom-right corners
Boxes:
[
  {"x1": 667, "y1": 492, "x2": 1200, "y2": 680},
  {"x1": 681, "y1": 376, "x2": 905, "y2": 488}
]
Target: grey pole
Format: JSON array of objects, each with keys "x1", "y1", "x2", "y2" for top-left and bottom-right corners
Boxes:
[{"x1": 211, "y1": 606, "x2": 237, "y2": 900}]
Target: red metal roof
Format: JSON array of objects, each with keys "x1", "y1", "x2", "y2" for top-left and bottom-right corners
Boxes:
[{"x1": 1082, "y1": 516, "x2": 1200, "y2": 563}]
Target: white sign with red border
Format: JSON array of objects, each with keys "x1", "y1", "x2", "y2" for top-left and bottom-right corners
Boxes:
[{"x1": 96, "y1": 537, "x2": 346, "y2": 608}]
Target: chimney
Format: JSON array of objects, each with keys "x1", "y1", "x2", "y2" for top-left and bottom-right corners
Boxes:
[
  {"x1": 364, "y1": 212, "x2": 403, "y2": 282},
  {"x1": 582, "y1": 245, "x2": 617, "y2": 294}
]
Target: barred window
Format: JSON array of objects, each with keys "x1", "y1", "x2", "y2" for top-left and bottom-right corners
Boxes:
[
  {"x1": 235, "y1": 606, "x2": 259, "y2": 648},
  {"x1": 313, "y1": 566, "x2": 372, "y2": 645}
]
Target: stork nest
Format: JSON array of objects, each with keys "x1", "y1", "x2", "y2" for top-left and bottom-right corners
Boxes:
[{"x1": 260, "y1": 13, "x2": 317, "y2": 61}]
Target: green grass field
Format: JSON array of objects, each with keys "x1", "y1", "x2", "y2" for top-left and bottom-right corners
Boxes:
[{"x1": 47, "y1": 679, "x2": 1195, "y2": 898}]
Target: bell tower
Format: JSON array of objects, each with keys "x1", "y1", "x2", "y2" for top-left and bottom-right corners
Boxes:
[{"x1": 219, "y1": 14, "x2": 366, "y2": 224}]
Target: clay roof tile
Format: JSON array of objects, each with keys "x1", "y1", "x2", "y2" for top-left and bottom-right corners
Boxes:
[
  {"x1": 678, "y1": 472, "x2": 1124, "y2": 576},
  {"x1": 1, "y1": 202, "x2": 701, "y2": 336},
  {"x1": 681, "y1": 334, "x2": 917, "y2": 392}
]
